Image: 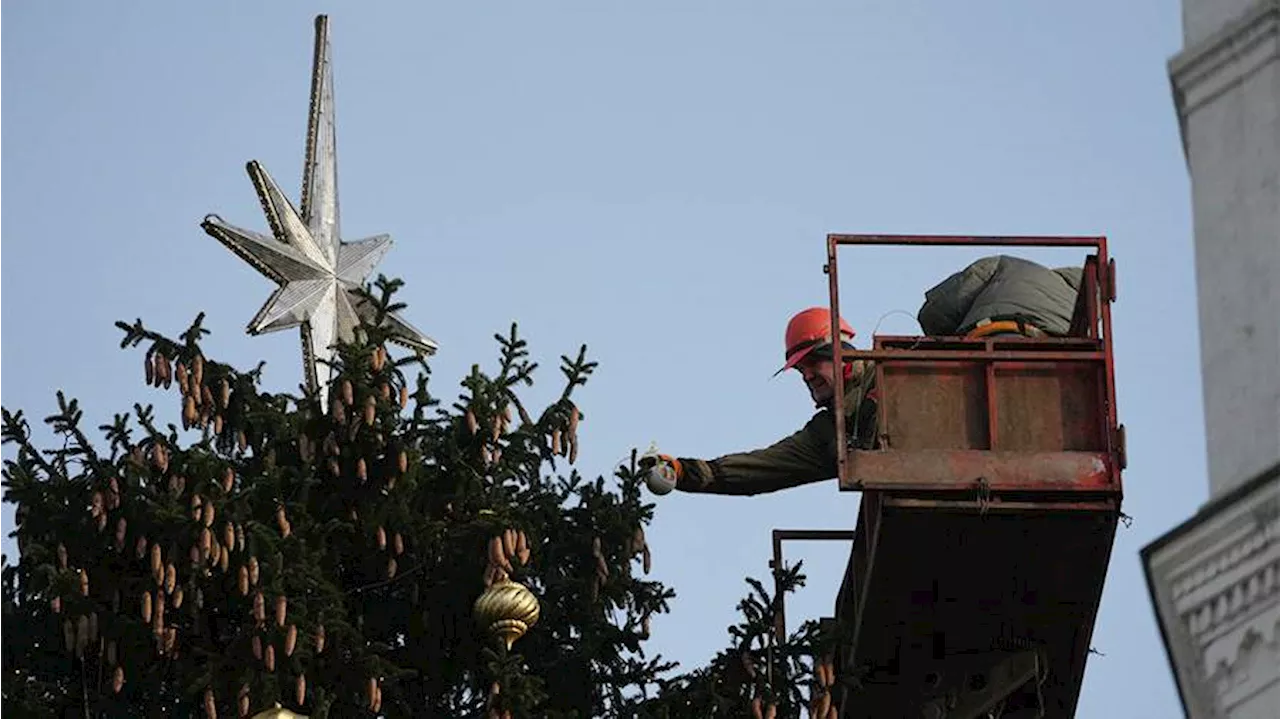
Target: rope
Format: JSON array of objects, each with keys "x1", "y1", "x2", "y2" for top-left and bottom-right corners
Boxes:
[{"x1": 975, "y1": 477, "x2": 992, "y2": 516}]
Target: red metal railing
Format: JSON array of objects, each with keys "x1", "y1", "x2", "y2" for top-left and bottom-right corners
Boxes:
[{"x1": 824, "y1": 234, "x2": 1121, "y2": 494}]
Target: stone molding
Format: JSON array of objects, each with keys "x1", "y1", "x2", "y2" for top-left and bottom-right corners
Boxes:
[
  {"x1": 1168, "y1": 0, "x2": 1278, "y2": 155},
  {"x1": 1143, "y1": 468, "x2": 1280, "y2": 717}
]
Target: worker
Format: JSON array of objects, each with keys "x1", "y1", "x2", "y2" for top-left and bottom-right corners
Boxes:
[{"x1": 640, "y1": 307, "x2": 877, "y2": 496}]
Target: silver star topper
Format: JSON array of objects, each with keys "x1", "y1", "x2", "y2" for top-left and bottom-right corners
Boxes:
[{"x1": 201, "y1": 15, "x2": 437, "y2": 407}]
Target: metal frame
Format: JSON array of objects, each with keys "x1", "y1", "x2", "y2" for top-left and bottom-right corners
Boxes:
[
  {"x1": 824, "y1": 234, "x2": 1120, "y2": 494},
  {"x1": 770, "y1": 529, "x2": 857, "y2": 644}
]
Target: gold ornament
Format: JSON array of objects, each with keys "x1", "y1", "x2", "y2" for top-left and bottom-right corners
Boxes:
[
  {"x1": 473, "y1": 578, "x2": 540, "y2": 651},
  {"x1": 250, "y1": 703, "x2": 307, "y2": 719}
]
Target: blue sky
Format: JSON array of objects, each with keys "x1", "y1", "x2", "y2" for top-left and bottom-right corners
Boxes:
[{"x1": 4, "y1": 2, "x2": 1201, "y2": 715}]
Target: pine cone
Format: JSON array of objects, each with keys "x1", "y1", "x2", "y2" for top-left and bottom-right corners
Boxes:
[
  {"x1": 151, "y1": 443, "x2": 169, "y2": 473},
  {"x1": 183, "y1": 396, "x2": 197, "y2": 428}
]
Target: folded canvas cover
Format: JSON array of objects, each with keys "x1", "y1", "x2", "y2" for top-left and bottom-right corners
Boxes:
[{"x1": 917, "y1": 255, "x2": 1082, "y2": 336}]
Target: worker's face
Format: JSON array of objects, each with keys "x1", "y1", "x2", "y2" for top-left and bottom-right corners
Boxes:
[{"x1": 796, "y1": 354, "x2": 837, "y2": 405}]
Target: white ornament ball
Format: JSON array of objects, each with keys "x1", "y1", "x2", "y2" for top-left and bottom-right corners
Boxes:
[{"x1": 645, "y1": 463, "x2": 677, "y2": 496}]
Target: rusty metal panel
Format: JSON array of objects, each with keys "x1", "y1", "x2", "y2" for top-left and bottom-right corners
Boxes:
[
  {"x1": 879, "y1": 362, "x2": 989, "y2": 450},
  {"x1": 994, "y1": 363, "x2": 1105, "y2": 452},
  {"x1": 840, "y1": 333, "x2": 1118, "y2": 498},
  {"x1": 842, "y1": 450, "x2": 1115, "y2": 494}
]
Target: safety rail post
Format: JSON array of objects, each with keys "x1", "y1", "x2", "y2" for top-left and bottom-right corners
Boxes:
[{"x1": 770, "y1": 529, "x2": 857, "y2": 644}]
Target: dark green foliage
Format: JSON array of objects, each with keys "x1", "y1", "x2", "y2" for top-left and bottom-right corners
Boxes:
[{"x1": 2, "y1": 277, "x2": 830, "y2": 718}]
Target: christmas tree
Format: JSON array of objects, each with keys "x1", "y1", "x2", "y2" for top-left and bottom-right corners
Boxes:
[
  {"x1": 2, "y1": 286, "x2": 835, "y2": 718},
  {"x1": 1, "y1": 14, "x2": 839, "y2": 719}
]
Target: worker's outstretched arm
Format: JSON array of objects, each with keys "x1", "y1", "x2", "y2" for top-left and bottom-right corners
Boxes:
[{"x1": 672, "y1": 410, "x2": 839, "y2": 496}]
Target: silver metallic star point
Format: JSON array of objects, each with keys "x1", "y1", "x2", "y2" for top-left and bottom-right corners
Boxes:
[{"x1": 200, "y1": 15, "x2": 437, "y2": 402}]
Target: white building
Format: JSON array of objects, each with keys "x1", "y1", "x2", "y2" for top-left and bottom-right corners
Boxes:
[{"x1": 1141, "y1": 1, "x2": 1280, "y2": 717}]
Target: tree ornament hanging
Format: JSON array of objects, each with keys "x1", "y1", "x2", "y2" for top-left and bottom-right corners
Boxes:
[{"x1": 473, "y1": 578, "x2": 540, "y2": 651}]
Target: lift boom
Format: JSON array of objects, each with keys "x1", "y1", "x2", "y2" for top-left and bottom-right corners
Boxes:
[{"x1": 820, "y1": 235, "x2": 1124, "y2": 719}]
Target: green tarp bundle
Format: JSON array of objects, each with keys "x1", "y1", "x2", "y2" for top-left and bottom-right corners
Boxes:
[{"x1": 917, "y1": 255, "x2": 1083, "y2": 337}]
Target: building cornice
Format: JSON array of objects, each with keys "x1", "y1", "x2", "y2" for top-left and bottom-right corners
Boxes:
[
  {"x1": 1145, "y1": 462, "x2": 1280, "y2": 557},
  {"x1": 1143, "y1": 466, "x2": 1280, "y2": 717},
  {"x1": 1167, "y1": 0, "x2": 1279, "y2": 160}
]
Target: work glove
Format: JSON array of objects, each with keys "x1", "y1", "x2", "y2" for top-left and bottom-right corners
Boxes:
[{"x1": 638, "y1": 444, "x2": 681, "y2": 496}]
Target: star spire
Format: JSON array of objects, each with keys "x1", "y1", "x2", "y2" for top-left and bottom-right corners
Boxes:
[{"x1": 201, "y1": 15, "x2": 437, "y2": 406}]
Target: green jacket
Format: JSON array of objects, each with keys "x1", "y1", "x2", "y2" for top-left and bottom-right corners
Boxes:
[{"x1": 675, "y1": 363, "x2": 877, "y2": 496}]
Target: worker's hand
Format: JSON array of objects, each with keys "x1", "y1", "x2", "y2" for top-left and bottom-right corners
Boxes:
[{"x1": 638, "y1": 445, "x2": 680, "y2": 496}]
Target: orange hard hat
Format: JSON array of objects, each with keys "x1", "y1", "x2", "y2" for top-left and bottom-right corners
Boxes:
[{"x1": 775, "y1": 307, "x2": 855, "y2": 375}]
